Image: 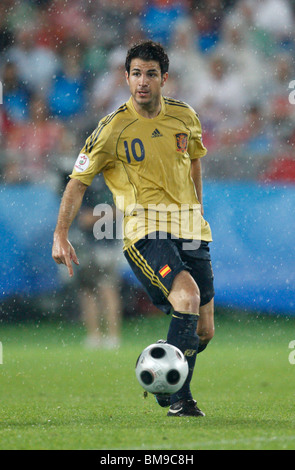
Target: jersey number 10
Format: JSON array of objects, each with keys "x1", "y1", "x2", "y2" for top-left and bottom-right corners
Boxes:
[{"x1": 124, "y1": 139, "x2": 145, "y2": 163}]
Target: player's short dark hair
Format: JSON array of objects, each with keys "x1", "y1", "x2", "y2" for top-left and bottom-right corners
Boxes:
[{"x1": 125, "y1": 40, "x2": 169, "y2": 76}]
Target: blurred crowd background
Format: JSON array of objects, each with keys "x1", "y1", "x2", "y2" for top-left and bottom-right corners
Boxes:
[
  {"x1": 0, "y1": 0, "x2": 295, "y2": 343},
  {"x1": 1, "y1": 0, "x2": 295, "y2": 184}
]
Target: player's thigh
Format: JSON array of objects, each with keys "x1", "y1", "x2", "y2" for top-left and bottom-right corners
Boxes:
[{"x1": 197, "y1": 298, "x2": 215, "y2": 342}]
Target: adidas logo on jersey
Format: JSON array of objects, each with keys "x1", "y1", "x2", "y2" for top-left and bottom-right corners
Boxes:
[{"x1": 151, "y1": 128, "x2": 163, "y2": 138}]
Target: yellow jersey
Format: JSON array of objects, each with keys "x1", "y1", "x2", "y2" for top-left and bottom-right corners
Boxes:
[{"x1": 70, "y1": 95, "x2": 212, "y2": 248}]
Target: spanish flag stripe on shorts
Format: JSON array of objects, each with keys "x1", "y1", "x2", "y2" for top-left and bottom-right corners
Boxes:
[{"x1": 159, "y1": 264, "x2": 172, "y2": 278}]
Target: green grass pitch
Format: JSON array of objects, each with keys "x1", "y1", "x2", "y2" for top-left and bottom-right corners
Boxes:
[{"x1": 0, "y1": 311, "x2": 294, "y2": 450}]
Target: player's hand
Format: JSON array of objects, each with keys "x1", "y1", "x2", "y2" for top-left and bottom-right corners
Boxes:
[{"x1": 52, "y1": 234, "x2": 79, "y2": 277}]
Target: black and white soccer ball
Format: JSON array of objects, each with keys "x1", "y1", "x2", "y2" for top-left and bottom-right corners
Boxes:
[{"x1": 135, "y1": 342, "x2": 189, "y2": 395}]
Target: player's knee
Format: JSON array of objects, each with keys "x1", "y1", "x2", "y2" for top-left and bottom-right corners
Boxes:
[
  {"x1": 168, "y1": 270, "x2": 200, "y2": 313},
  {"x1": 185, "y1": 289, "x2": 200, "y2": 314},
  {"x1": 198, "y1": 327, "x2": 215, "y2": 344},
  {"x1": 170, "y1": 284, "x2": 200, "y2": 314}
]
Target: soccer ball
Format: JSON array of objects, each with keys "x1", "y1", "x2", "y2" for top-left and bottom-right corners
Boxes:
[{"x1": 135, "y1": 342, "x2": 189, "y2": 395}]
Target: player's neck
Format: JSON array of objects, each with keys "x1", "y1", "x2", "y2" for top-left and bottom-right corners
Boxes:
[{"x1": 131, "y1": 96, "x2": 162, "y2": 119}]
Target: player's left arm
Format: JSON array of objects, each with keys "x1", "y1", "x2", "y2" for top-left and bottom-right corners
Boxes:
[
  {"x1": 191, "y1": 158, "x2": 204, "y2": 215},
  {"x1": 188, "y1": 109, "x2": 206, "y2": 215}
]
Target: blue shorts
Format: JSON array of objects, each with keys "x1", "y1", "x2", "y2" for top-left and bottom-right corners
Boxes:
[{"x1": 124, "y1": 232, "x2": 215, "y2": 314}]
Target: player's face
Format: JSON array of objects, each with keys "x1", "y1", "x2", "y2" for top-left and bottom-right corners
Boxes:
[{"x1": 125, "y1": 59, "x2": 168, "y2": 114}]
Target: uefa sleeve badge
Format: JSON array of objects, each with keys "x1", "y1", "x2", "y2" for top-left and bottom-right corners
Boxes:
[{"x1": 74, "y1": 154, "x2": 90, "y2": 173}]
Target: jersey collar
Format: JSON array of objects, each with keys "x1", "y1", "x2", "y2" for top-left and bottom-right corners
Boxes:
[{"x1": 127, "y1": 96, "x2": 166, "y2": 121}]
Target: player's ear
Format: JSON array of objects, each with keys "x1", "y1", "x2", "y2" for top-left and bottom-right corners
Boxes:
[
  {"x1": 125, "y1": 71, "x2": 130, "y2": 85},
  {"x1": 161, "y1": 72, "x2": 168, "y2": 87}
]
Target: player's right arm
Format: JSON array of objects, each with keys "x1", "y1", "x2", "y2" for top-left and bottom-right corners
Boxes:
[
  {"x1": 53, "y1": 110, "x2": 119, "y2": 276},
  {"x1": 52, "y1": 178, "x2": 88, "y2": 277}
]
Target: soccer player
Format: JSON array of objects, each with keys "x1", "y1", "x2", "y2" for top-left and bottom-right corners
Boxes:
[{"x1": 52, "y1": 40, "x2": 215, "y2": 417}]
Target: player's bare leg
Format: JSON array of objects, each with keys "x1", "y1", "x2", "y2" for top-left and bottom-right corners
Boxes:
[
  {"x1": 167, "y1": 270, "x2": 200, "y2": 314},
  {"x1": 197, "y1": 298, "x2": 215, "y2": 353}
]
